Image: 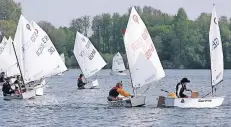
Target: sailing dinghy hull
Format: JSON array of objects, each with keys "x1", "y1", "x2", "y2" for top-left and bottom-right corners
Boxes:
[
  {"x1": 34, "y1": 80, "x2": 45, "y2": 96},
  {"x1": 110, "y1": 71, "x2": 127, "y2": 76},
  {"x1": 26, "y1": 79, "x2": 46, "y2": 96},
  {"x1": 108, "y1": 96, "x2": 146, "y2": 107},
  {"x1": 78, "y1": 80, "x2": 100, "y2": 89},
  {"x1": 3, "y1": 89, "x2": 36, "y2": 100},
  {"x1": 33, "y1": 79, "x2": 46, "y2": 96},
  {"x1": 158, "y1": 96, "x2": 224, "y2": 108}
]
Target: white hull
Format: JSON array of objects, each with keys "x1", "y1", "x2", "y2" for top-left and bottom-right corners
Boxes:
[
  {"x1": 34, "y1": 84, "x2": 44, "y2": 96},
  {"x1": 34, "y1": 79, "x2": 46, "y2": 96},
  {"x1": 110, "y1": 71, "x2": 127, "y2": 76},
  {"x1": 108, "y1": 96, "x2": 146, "y2": 107},
  {"x1": 27, "y1": 79, "x2": 46, "y2": 96},
  {"x1": 158, "y1": 96, "x2": 224, "y2": 108},
  {"x1": 3, "y1": 89, "x2": 36, "y2": 100},
  {"x1": 79, "y1": 80, "x2": 100, "y2": 89}
]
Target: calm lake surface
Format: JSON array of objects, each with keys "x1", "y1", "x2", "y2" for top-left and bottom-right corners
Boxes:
[{"x1": 0, "y1": 69, "x2": 230, "y2": 127}]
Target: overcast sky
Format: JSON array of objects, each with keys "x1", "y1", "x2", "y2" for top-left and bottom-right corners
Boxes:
[{"x1": 14, "y1": 0, "x2": 231, "y2": 27}]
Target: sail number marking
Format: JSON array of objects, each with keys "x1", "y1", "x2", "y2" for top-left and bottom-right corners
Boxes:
[
  {"x1": 131, "y1": 29, "x2": 154, "y2": 59},
  {"x1": 212, "y1": 38, "x2": 219, "y2": 50}
]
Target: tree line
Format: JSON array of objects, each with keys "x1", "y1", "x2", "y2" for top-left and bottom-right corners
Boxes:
[{"x1": 1, "y1": 0, "x2": 231, "y2": 69}]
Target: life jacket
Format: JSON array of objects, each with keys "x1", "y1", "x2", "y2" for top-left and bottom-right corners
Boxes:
[
  {"x1": 78, "y1": 77, "x2": 82, "y2": 84},
  {"x1": 109, "y1": 86, "x2": 119, "y2": 97}
]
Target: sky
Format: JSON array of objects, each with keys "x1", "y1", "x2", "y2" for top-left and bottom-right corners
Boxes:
[{"x1": 14, "y1": 0, "x2": 231, "y2": 27}]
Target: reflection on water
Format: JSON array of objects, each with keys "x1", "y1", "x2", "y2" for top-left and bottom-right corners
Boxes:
[{"x1": 0, "y1": 69, "x2": 230, "y2": 127}]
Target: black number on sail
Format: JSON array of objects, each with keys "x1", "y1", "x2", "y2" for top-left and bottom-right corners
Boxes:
[
  {"x1": 31, "y1": 31, "x2": 38, "y2": 42},
  {"x1": 36, "y1": 43, "x2": 45, "y2": 56},
  {"x1": 81, "y1": 37, "x2": 86, "y2": 42},
  {"x1": 48, "y1": 47, "x2": 55, "y2": 54},
  {"x1": 80, "y1": 50, "x2": 85, "y2": 57},
  {"x1": 88, "y1": 49, "x2": 96, "y2": 60},
  {"x1": 212, "y1": 38, "x2": 219, "y2": 50},
  {"x1": 85, "y1": 41, "x2": 91, "y2": 49},
  {"x1": 42, "y1": 36, "x2": 49, "y2": 43}
]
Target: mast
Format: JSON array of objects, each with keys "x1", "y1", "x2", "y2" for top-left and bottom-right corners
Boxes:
[
  {"x1": 210, "y1": 3, "x2": 215, "y2": 97},
  {"x1": 122, "y1": 31, "x2": 136, "y2": 97},
  {"x1": 11, "y1": 41, "x2": 24, "y2": 92},
  {"x1": 79, "y1": 63, "x2": 88, "y2": 83},
  {"x1": 209, "y1": 3, "x2": 224, "y2": 96}
]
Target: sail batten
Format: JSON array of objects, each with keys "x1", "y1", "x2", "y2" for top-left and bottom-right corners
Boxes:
[{"x1": 209, "y1": 5, "x2": 224, "y2": 86}]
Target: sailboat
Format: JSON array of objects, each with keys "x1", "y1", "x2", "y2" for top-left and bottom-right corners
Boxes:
[
  {"x1": 0, "y1": 37, "x2": 17, "y2": 87},
  {"x1": 5, "y1": 37, "x2": 20, "y2": 84},
  {"x1": 110, "y1": 52, "x2": 127, "y2": 76},
  {"x1": 73, "y1": 32, "x2": 106, "y2": 89},
  {"x1": 3, "y1": 15, "x2": 64, "y2": 100},
  {"x1": 108, "y1": 7, "x2": 165, "y2": 107},
  {"x1": 159, "y1": 4, "x2": 224, "y2": 108}
]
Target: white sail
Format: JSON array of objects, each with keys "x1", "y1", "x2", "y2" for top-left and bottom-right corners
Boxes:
[
  {"x1": 124, "y1": 7, "x2": 165, "y2": 88},
  {"x1": 60, "y1": 53, "x2": 65, "y2": 63},
  {"x1": 0, "y1": 37, "x2": 17, "y2": 73},
  {"x1": 73, "y1": 32, "x2": 106, "y2": 78},
  {"x1": 7, "y1": 37, "x2": 14, "y2": 55},
  {"x1": 30, "y1": 20, "x2": 67, "y2": 77},
  {"x1": 5, "y1": 36, "x2": 20, "y2": 77},
  {"x1": 209, "y1": 5, "x2": 224, "y2": 86},
  {"x1": 112, "y1": 52, "x2": 126, "y2": 72},
  {"x1": 14, "y1": 15, "x2": 58, "y2": 83},
  {"x1": 1, "y1": 37, "x2": 7, "y2": 45}
]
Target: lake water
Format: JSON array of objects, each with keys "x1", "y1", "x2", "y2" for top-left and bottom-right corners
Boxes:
[{"x1": 0, "y1": 69, "x2": 230, "y2": 127}]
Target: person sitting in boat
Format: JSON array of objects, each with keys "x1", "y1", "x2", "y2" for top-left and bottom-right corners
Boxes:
[
  {"x1": 107, "y1": 82, "x2": 132, "y2": 101},
  {"x1": 77, "y1": 74, "x2": 86, "y2": 89},
  {"x1": 2, "y1": 78, "x2": 14, "y2": 96},
  {"x1": 176, "y1": 78, "x2": 192, "y2": 98},
  {"x1": 0, "y1": 72, "x2": 6, "y2": 83},
  {"x1": 14, "y1": 75, "x2": 22, "y2": 85}
]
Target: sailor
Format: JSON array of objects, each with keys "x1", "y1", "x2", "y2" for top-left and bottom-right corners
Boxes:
[
  {"x1": 77, "y1": 74, "x2": 86, "y2": 89},
  {"x1": 176, "y1": 78, "x2": 192, "y2": 98},
  {"x1": 14, "y1": 75, "x2": 22, "y2": 85},
  {"x1": 14, "y1": 75, "x2": 26, "y2": 92},
  {"x1": 107, "y1": 81, "x2": 132, "y2": 101},
  {"x1": 2, "y1": 77, "x2": 14, "y2": 96}
]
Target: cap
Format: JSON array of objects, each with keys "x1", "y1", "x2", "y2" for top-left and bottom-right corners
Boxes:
[{"x1": 181, "y1": 78, "x2": 190, "y2": 83}]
